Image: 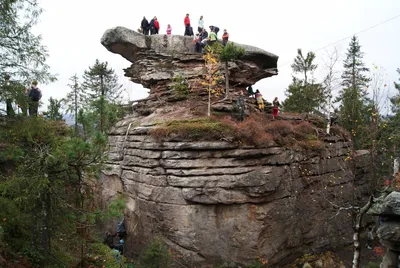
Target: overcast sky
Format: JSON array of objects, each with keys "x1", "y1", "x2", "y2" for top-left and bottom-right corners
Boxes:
[{"x1": 34, "y1": 0, "x2": 400, "y2": 112}]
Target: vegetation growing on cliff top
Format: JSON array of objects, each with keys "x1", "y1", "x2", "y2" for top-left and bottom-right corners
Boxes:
[{"x1": 150, "y1": 114, "x2": 327, "y2": 151}]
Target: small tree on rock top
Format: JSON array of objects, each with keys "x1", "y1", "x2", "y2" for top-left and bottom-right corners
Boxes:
[{"x1": 218, "y1": 42, "x2": 246, "y2": 99}]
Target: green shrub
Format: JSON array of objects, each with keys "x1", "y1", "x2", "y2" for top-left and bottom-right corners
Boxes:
[
  {"x1": 138, "y1": 236, "x2": 172, "y2": 268},
  {"x1": 84, "y1": 242, "x2": 123, "y2": 268},
  {"x1": 366, "y1": 262, "x2": 380, "y2": 268},
  {"x1": 170, "y1": 74, "x2": 190, "y2": 99}
]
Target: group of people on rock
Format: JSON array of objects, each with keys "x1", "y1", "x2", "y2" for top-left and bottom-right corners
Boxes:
[
  {"x1": 139, "y1": 14, "x2": 230, "y2": 52},
  {"x1": 140, "y1": 16, "x2": 160, "y2": 35},
  {"x1": 236, "y1": 86, "x2": 280, "y2": 122}
]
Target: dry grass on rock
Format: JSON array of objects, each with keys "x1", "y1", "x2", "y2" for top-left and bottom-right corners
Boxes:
[{"x1": 150, "y1": 113, "x2": 330, "y2": 151}]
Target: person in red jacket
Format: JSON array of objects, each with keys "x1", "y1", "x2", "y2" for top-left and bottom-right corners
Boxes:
[
  {"x1": 154, "y1": 16, "x2": 160, "y2": 34},
  {"x1": 222, "y1": 29, "x2": 229, "y2": 46},
  {"x1": 184, "y1": 14, "x2": 191, "y2": 36}
]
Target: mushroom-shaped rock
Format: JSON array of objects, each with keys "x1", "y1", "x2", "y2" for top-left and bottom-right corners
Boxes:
[
  {"x1": 101, "y1": 27, "x2": 279, "y2": 116},
  {"x1": 101, "y1": 26, "x2": 278, "y2": 87}
]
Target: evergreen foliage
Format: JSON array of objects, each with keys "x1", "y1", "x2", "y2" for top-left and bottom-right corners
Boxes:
[
  {"x1": 335, "y1": 36, "x2": 371, "y2": 149},
  {"x1": 0, "y1": 0, "x2": 55, "y2": 116},
  {"x1": 218, "y1": 42, "x2": 245, "y2": 98},
  {"x1": 43, "y1": 97, "x2": 63, "y2": 120},
  {"x1": 283, "y1": 49, "x2": 324, "y2": 113},
  {"x1": 64, "y1": 74, "x2": 85, "y2": 134},
  {"x1": 82, "y1": 59, "x2": 124, "y2": 133}
]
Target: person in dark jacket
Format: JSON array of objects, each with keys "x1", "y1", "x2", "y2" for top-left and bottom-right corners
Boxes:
[
  {"x1": 209, "y1": 25, "x2": 219, "y2": 35},
  {"x1": 141, "y1": 16, "x2": 149, "y2": 35},
  {"x1": 103, "y1": 231, "x2": 117, "y2": 248},
  {"x1": 117, "y1": 217, "x2": 126, "y2": 239},
  {"x1": 27, "y1": 80, "x2": 42, "y2": 116},
  {"x1": 149, "y1": 17, "x2": 155, "y2": 35},
  {"x1": 247, "y1": 85, "x2": 255, "y2": 98},
  {"x1": 200, "y1": 28, "x2": 209, "y2": 53},
  {"x1": 200, "y1": 28, "x2": 208, "y2": 41}
]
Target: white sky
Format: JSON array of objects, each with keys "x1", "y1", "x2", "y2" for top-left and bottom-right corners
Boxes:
[{"x1": 34, "y1": 0, "x2": 400, "y2": 112}]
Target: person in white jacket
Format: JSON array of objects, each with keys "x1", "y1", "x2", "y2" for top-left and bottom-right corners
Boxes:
[{"x1": 197, "y1": 15, "x2": 204, "y2": 33}]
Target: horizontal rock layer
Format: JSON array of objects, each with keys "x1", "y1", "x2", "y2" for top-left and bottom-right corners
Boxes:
[{"x1": 100, "y1": 122, "x2": 372, "y2": 266}]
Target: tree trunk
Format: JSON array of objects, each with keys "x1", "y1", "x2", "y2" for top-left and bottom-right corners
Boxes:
[
  {"x1": 208, "y1": 86, "x2": 211, "y2": 117},
  {"x1": 352, "y1": 196, "x2": 373, "y2": 268},
  {"x1": 225, "y1": 61, "x2": 229, "y2": 98},
  {"x1": 100, "y1": 75, "x2": 105, "y2": 133},
  {"x1": 74, "y1": 84, "x2": 78, "y2": 135},
  {"x1": 304, "y1": 70, "x2": 307, "y2": 85},
  {"x1": 326, "y1": 87, "x2": 331, "y2": 134}
]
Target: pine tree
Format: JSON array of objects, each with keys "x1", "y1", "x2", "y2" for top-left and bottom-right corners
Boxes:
[
  {"x1": 383, "y1": 68, "x2": 400, "y2": 166},
  {"x1": 218, "y1": 42, "x2": 245, "y2": 99},
  {"x1": 291, "y1": 49, "x2": 317, "y2": 85},
  {"x1": 283, "y1": 49, "x2": 324, "y2": 113},
  {"x1": 82, "y1": 60, "x2": 123, "y2": 132},
  {"x1": 43, "y1": 97, "x2": 63, "y2": 120},
  {"x1": 336, "y1": 36, "x2": 371, "y2": 149},
  {"x1": 65, "y1": 74, "x2": 85, "y2": 134}
]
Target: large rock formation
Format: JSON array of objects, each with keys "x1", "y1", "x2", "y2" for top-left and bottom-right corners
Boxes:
[
  {"x1": 99, "y1": 27, "x2": 372, "y2": 266},
  {"x1": 101, "y1": 27, "x2": 278, "y2": 115},
  {"x1": 368, "y1": 192, "x2": 400, "y2": 268},
  {"x1": 102, "y1": 120, "x2": 371, "y2": 266}
]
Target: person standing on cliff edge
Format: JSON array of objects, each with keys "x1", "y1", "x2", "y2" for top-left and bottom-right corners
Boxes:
[
  {"x1": 141, "y1": 16, "x2": 149, "y2": 35},
  {"x1": 197, "y1": 15, "x2": 204, "y2": 33},
  {"x1": 184, "y1": 13, "x2": 191, "y2": 36},
  {"x1": 154, "y1": 16, "x2": 160, "y2": 34},
  {"x1": 27, "y1": 80, "x2": 42, "y2": 116}
]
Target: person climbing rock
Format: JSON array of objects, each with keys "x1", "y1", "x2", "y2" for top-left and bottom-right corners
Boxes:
[
  {"x1": 141, "y1": 16, "x2": 149, "y2": 35},
  {"x1": 255, "y1": 90, "x2": 264, "y2": 112},
  {"x1": 236, "y1": 90, "x2": 246, "y2": 122},
  {"x1": 166, "y1": 24, "x2": 172, "y2": 35},
  {"x1": 117, "y1": 217, "x2": 126, "y2": 239},
  {"x1": 247, "y1": 85, "x2": 255, "y2": 98},
  {"x1": 222, "y1": 29, "x2": 229, "y2": 46},
  {"x1": 113, "y1": 239, "x2": 124, "y2": 255},
  {"x1": 27, "y1": 80, "x2": 42, "y2": 116},
  {"x1": 154, "y1": 17, "x2": 160, "y2": 34},
  {"x1": 103, "y1": 231, "x2": 117, "y2": 249},
  {"x1": 272, "y1": 97, "x2": 280, "y2": 119},
  {"x1": 184, "y1": 13, "x2": 191, "y2": 36},
  {"x1": 197, "y1": 15, "x2": 204, "y2": 33}
]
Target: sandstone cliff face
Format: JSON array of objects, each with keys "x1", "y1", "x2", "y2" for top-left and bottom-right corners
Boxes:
[
  {"x1": 100, "y1": 118, "x2": 371, "y2": 266},
  {"x1": 99, "y1": 28, "x2": 372, "y2": 266}
]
